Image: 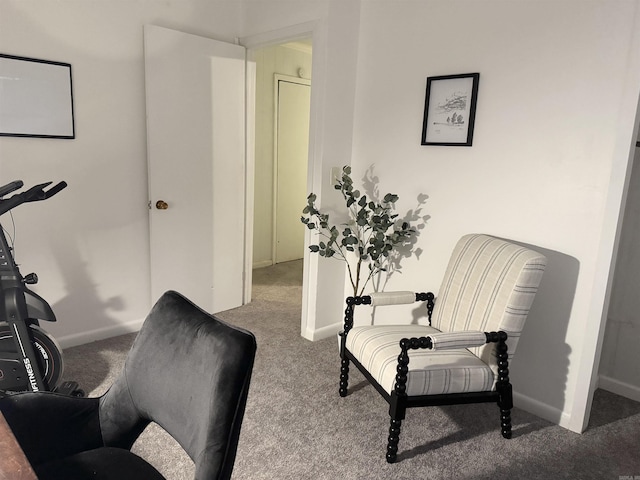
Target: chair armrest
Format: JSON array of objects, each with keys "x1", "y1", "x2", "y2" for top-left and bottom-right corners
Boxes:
[
  {"x1": 399, "y1": 331, "x2": 508, "y2": 352},
  {"x1": 428, "y1": 331, "x2": 488, "y2": 350},
  {"x1": 392, "y1": 331, "x2": 511, "y2": 399},
  {"x1": 0, "y1": 392, "x2": 103, "y2": 466},
  {"x1": 369, "y1": 291, "x2": 416, "y2": 306},
  {"x1": 343, "y1": 292, "x2": 435, "y2": 335}
]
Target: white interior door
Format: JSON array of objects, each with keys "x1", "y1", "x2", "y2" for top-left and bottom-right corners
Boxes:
[
  {"x1": 144, "y1": 25, "x2": 247, "y2": 313},
  {"x1": 275, "y1": 76, "x2": 311, "y2": 263}
]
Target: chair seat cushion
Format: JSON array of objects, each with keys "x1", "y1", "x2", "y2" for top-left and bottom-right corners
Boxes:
[
  {"x1": 346, "y1": 325, "x2": 495, "y2": 396},
  {"x1": 34, "y1": 447, "x2": 166, "y2": 480}
]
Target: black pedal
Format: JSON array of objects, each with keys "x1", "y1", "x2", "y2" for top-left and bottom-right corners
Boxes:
[
  {"x1": 54, "y1": 380, "x2": 83, "y2": 396},
  {"x1": 23, "y1": 272, "x2": 39, "y2": 284}
]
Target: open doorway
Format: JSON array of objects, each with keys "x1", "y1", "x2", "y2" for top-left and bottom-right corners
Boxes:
[
  {"x1": 249, "y1": 40, "x2": 312, "y2": 285},
  {"x1": 274, "y1": 73, "x2": 311, "y2": 264},
  {"x1": 598, "y1": 142, "x2": 640, "y2": 403}
]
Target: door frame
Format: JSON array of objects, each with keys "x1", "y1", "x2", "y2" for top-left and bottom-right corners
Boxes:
[
  {"x1": 244, "y1": 61, "x2": 256, "y2": 305},
  {"x1": 241, "y1": 21, "x2": 323, "y2": 339},
  {"x1": 273, "y1": 74, "x2": 311, "y2": 264}
]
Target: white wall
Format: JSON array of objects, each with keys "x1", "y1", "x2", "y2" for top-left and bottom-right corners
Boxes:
[
  {"x1": 0, "y1": 0, "x2": 242, "y2": 345},
  {"x1": 346, "y1": 0, "x2": 640, "y2": 433},
  {"x1": 251, "y1": 43, "x2": 312, "y2": 268}
]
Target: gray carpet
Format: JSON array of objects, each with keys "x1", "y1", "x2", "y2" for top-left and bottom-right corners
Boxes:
[{"x1": 62, "y1": 260, "x2": 640, "y2": 479}]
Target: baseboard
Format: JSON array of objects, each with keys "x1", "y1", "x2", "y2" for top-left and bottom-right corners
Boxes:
[
  {"x1": 253, "y1": 260, "x2": 273, "y2": 269},
  {"x1": 303, "y1": 321, "x2": 342, "y2": 342},
  {"x1": 598, "y1": 374, "x2": 640, "y2": 402},
  {"x1": 56, "y1": 318, "x2": 146, "y2": 349},
  {"x1": 513, "y1": 391, "x2": 575, "y2": 431}
]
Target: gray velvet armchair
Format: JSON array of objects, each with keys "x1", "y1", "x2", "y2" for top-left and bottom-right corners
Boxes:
[{"x1": 0, "y1": 290, "x2": 257, "y2": 480}]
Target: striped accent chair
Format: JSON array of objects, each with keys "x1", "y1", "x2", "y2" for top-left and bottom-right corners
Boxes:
[{"x1": 338, "y1": 234, "x2": 546, "y2": 463}]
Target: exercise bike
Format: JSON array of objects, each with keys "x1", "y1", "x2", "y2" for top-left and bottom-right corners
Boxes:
[{"x1": 0, "y1": 180, "x2": 82, "y2": 397}]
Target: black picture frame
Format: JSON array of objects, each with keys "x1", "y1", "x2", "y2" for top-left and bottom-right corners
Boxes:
[
  {"x1": 421, "y1": 73, "x2": 479, "y2": 146},
  {"x1": 0, "y1": 53, "x2": 75, "y2": 139}
]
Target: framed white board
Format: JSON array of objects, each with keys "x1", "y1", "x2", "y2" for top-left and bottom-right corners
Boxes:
[{"x1": 0, "y1": 54, "x2": 75, "y2": 139}]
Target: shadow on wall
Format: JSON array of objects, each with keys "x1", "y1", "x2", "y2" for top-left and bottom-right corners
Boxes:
[
  {"x1": 360, "y1": 164, "x2": 431, "y2": 294},
  {"x1": 508, "y1": 239, "x2": 579, "y2": 424},
  {"x1": 353, "y1": 164, "x2": 432, "y2": 326},
  {"x1": 50, "y1": 235, "x2": 127, "y2": 391},
  {"x1": 51, "y1": 241, "x2": 126, "y2": 331}
]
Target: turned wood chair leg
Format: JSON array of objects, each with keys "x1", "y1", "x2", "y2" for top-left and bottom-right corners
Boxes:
[
  {"x1": 386, "y1": 418, "x2": 402, "y2": 463},
  {"x1": 497, "y1": 383, "x2": 513, "y2": 439},
  {"x1": 500, "y1": 408, "x2": 512, "y2": 439},
  {"x1": 339, "y1": 357, "x2": 350, "y2": 397},
  {"x1": 496, "y1": 335, "x2": 513, "y2": 439}
]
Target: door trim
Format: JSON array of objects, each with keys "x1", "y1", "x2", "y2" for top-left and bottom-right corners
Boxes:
[
  {"x1": 244, "y1": 60, "x2": 256, "y2": 304},
  {"x1": 242, "y1": 21, "x2": 324, "y2": 341}
]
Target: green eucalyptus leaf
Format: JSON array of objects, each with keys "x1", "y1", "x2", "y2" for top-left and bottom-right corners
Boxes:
[{"x1": 302, "y1": 164, "x2": 422, "y2": 293}]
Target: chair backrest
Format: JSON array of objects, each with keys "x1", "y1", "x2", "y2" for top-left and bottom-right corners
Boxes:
[
  {"x1": 431, "y1": 234, "x2": 546, "y2": 364},
  {"x1": 98, "y1": 290, "x2": 256, "y2": 480}
]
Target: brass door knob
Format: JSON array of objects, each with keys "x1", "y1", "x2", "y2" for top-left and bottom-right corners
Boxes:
[{"x1": 155, "y1": 200, "x2": 169, "y2": 210}]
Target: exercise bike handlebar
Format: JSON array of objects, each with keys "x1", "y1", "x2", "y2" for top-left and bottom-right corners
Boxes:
[
  {"x1": 0, "y1": 180, "x2": 24, "y2": 198},
  {"x1": 0, "y1": 180, "x2": 67, "y2": 217}
]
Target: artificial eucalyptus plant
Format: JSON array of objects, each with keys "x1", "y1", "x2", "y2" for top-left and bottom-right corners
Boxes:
[{"x1": 301, "y1": 165, "x2": 417, "y2": 297}]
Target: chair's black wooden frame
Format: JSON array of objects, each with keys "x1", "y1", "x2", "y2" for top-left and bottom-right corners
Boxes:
[{"x1": 338, "y1": 294, "x2": 514, "y2": 463}]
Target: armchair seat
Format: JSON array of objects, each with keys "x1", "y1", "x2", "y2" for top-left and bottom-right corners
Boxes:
[{"x1": 347, "y1": 325, "x2": 494, "y2": 396}]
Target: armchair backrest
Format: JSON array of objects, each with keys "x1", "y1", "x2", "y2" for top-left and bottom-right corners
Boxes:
[
  {"x1": 431, "y1": 234, "x2": 546, "y2": 364},
  {"x1": 98, "y1": 290, "x2": 256, "y2": 480}
]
